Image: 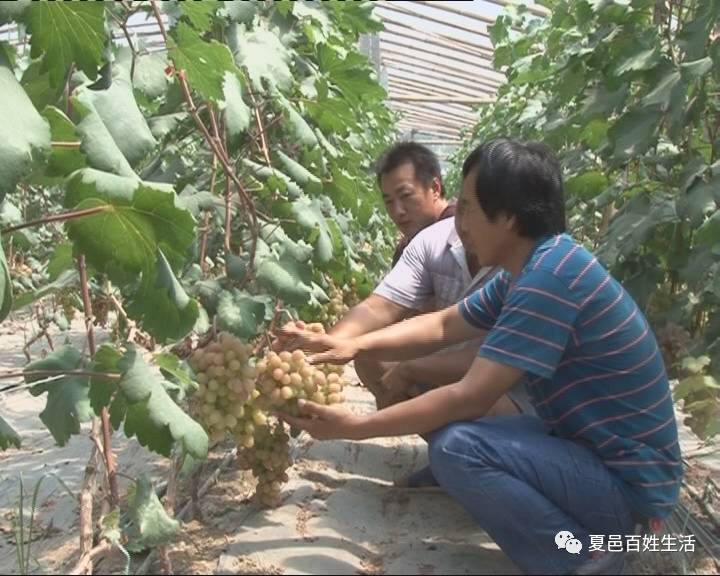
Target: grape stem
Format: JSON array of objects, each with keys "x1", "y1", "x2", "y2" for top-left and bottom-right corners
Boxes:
[{"x1": 1, "y1": 206, "x2": 109, "y2": 236}]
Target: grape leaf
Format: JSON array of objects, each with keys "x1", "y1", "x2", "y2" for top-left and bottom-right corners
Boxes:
[
  {"x1": 153, "y1": 352, "x2": 197, "y2": 403},
  {"x1": 614, "y1": 47, "x2": 659, "y2": 75},
  {"x1": 0, "y1": 414, "x2": 20, "y2": 451},
  {"x1": 256, "y1": 253, "x2": 313, "y2": 306},
  {"x1": 221, "y1": 0, "x2": 257, "y2": 23},
  {"x1": 0, "y1": 246, "x2": 11, "y2": 323},
  {"x1": 72, "y1": 93, "x2": 136, "y2": 178},
  {"x1": 0, "y1": 58, "x2": 51, "y2": 203},
  {"x1": 83, "y1": 59, "x2": 158, "y2": 165},
  {"x1": 277, "y1": 151, "x2": 322, "y2": 195},
  {"x1": 168, "y1": 22, "x2": 237, "y2": 103},
  {"x1": 217, "y1": 289, "x2": 268, "y2": 339},
  {"x1": 127, "y1": 474, "x2": 180, "y2": 550},
  {"x1": 276, "y1": 92, "x2": 319, "y2": 149},
  {"x1": 291, "y1": 196, "x2": 335, "y2": 263},
  {"x1": 26, "y1": 1, "x2": 107, "y2": 87},
  {"x1": 64, "y1": 169, "x2": 195, "y2": 283},
  {"x1": 93, "y1": 345, "x2": 208, "y2": 459},
  {"x1": 232, "y1": 25, "x2": 293, "y2": 93},
  {"x1": 24, "y1": 345, "x2": 94, "y2": 447},
  {"x1": 0, "y1": 0, "x2": 30, "y2": 25},
  {"x1": 126, "y1": 250, "x2": 199, "y2": 344},
  {"x1": 641, "y1": 70, "x2": 682, "y2": 111},
  {"x1": 41, "y1": 107, "x2": 86, "y2": 180},
  {"x1": 178, "y1": 0, "x2": 218, "y2": 31},
  {"x1": 12, "y1": 269, "x2": 78, "y2": 312},
  {"x1": 21, "y1": 59, "x2": 64, "y2": 111},
  {"x1": 133, "y1": 53, "x2": 170, "y2": 99},
  {"x1": 680, "y1": 57, "x2": 713, "y2": 80},
  {"x1": 47, "y1": 242, "x2": 75, "y2": 281},
  {"x1": 222, "y1": 72, "x2": 250, "y2": 139},
  {"x1": 242, "y1": 159, "x2": 302, "y2": 198},
  {"x1": 607, "y1": 106, "x2": 662, "y2": 160}
]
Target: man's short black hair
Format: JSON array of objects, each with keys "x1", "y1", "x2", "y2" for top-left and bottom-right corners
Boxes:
[
  {"x1": 462, "y1": 138, "x2": 566, "y2": 238},
  {"x1": 375, "y1": 141, "x2": 444, "y2": 196}
]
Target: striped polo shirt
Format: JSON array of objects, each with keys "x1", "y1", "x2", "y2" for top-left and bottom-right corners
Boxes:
[{"x1": 459, "y1": 234, "x2": 682, "y2": 520}]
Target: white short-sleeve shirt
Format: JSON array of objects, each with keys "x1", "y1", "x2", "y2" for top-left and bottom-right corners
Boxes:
[{"x1": 374, "y1": 218, "x2": 496, "y2": 311}]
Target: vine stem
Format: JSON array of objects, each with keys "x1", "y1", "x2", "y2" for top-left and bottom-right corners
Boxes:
[
  {"x1": 1, "y1": 206, "x2": 109, "y2": 236},
  {"x1": 77, "y1": 256, "x2": 120, "y2": 509},
  {"x1": 199, "y1": 154, "x2": 218, "y2": 272},
  {"x1": 149, "y1": 0, "x2": 259, "y2": 285},
  {"x1": 0, "y1": 369, "x2": 121, "y2": 380},
  {"x1": 247, "y1": 87, "x2": 272, "y2": 166}
]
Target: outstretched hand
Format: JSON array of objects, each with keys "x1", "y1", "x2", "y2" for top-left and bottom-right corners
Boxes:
[
  {"x1": 274, "y1": 322, "x2": 360, "y2": 365},
  {"x1": 280, "y1": 399, "x2": 363, "y2": 440}
]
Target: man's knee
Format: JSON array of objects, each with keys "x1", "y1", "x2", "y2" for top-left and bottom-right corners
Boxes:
[{"x1": 428, "y1": 422, "x2": 478, "y2": 479}]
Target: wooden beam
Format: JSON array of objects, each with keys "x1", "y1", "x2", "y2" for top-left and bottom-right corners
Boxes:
[
  {"x1": 379, "y1": 36, "x2": 503, "y2": 78},
  {"x1": 385, "y1": 64, "x2": 495, "y2": 96},
  {"x1": 397, "y1": 122, "x2": 462, "y2": 137},
  {"x1": 396, "y1": 109, "x2": 468, "y2": 129},
  {"x1": 395, "y1": 102, "x2": 475, "y2": 124},
  {"x1": 389, "y1": 95, "x2": 492, "y2": 104},
  {"x1": 376, "y1": 2, "x2": 492, "y2": 41},
  {"x1": 410, "y1": 139, "x2": 463, "y2": 145},
  {"x1": 379, "y1": 21, "x2": 493, "y2": 62},
  {"x1": 482, "y1": 0, "x2": 550, "y2": 18},
  {"x1": 387, "y1": 71, "x2": 485, "y2": 99},
  {"x1": 381, "y1": 51, "x2": 502, "y2": 91},
  {"x1": 388, "y1": 77, "x2": 478, "y2": 99},
  {"x1": 378, "y1": 15, "x2": 495, "y2": 58},
  {"x1": 415, "y1": 0, "x2": 498, "y2": 27}
]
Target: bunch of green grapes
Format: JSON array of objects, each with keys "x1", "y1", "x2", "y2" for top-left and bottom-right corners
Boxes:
[
  {"x1": 188, "y1": 332, "x2": 259, "y2": 444},
  {"x1": 236, "y1": 422, "x2": 292, "y2": 507},
  {"x1": 318, "y1": 280, "x2": 349, "y2": 325},
  {"x1": 254, "y1": 347, "x2": 346, "y2": 416}
]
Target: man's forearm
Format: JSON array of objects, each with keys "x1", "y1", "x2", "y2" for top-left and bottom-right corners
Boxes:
[
  {"x1": 355, "y1": 306, "x2": 480, "y2": 363},
  {"x1": 402, "y1": 339, "x2": 485, "y2": 388},
  {"x1": 329, "y1": 294, "x2": 410, "y2": 339}
]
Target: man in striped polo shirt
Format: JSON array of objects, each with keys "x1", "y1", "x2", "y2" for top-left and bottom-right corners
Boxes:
[{"x1": 279, "y1": 138, "x2": 682, "y2": 575}]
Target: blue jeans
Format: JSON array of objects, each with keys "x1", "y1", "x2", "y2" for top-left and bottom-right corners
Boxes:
[{"x1": 428, "y1": 415, "x2": 635, "y2": 575}]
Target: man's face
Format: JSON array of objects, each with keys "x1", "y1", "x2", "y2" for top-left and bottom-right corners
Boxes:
[
  {"x1": 380, "y1": 162, "x2": 441, "y2": 238},
  {"x1": 458, "y1": 167, "x2": 510, "y2": 266}
]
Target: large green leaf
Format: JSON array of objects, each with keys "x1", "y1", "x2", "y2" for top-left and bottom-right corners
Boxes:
[
  {"x1": 680, "y1": 57, "x2": 713, "y2": 81},
  {"x1": 276, "y1": 93, "x2": 319, "y2": 149},
  {"x1": 221, "y1": 1, "x2": 257, "y2": 23},
  {"x1": 24, "y1": 346, "x2": 94, "y2": 447},
  {"x1": 133, "y1": 53, "x2": 170, "y2": 99},
  {"x1": 277, "y1": 151, "x2": 322, "y2": 195},
  {"x1": 607, "y1": 106, "x2": 662, "y2": 160},
  {"x1": 232, "y1": 25, "x2": 293, "y2": 92},
  {"x1": 217, "y1": 289, "x2": 269, "y2": 339},
  {"x1": 222, "y1": 72, "x2": 250, "y2": 139},
  {"x1": 614, "y1": 47, "x2": 660, "y2": 75},
  {"x1": 168, "y1": 22, "x2": 237, "y2": 103},
  {"x1": 92, "y1": 345, "x2": 208, "y2": 459},
  {"x1": 256, "y1": 253, "x2": 313, "y2": 306},
  {"x1": 127, "y1": 474, "x2": 180, "y2": 550},
  {"x1": 0, "y1": 0, "x2": 29, "y2": 25},
  {"x1": 41, "y1": 107, "x2": 86, "y2": 180},
  {"x1": 26, "y1": 1, "x2": 107, "y2": 87},
  {"x1": 153, "y1": 352, "x2": 197, "y2": 403},
  {"x1": 0, "y1": 415, "x2": 20, "y2": 451},
  {"x1": 317, "y1": 44, "x2": 386, "y2": 103},
  {"x1": 178, "y1": 0, "x2": 218, "y2": 31},
  {"x1": 565, "y1": 171, "x2": 609, "y2": 200},
  {"x1": 580, "y1": 83, "x2": 628, "y2": 119},
  {"x1": 126, "y1": 251, "x2": 199, "y2": 344},
  {"x1": 64, "y1": 169, "x2": 195, "y2": 283},
  {"x1": 0, "y1": 246, "x2": 11, "y2": 323},
  {"x1": 83, "y1": 60, "x2": 158, "y2": 165},
  {"x1": 72, "y1": 93, "x2": 136, "y2": 178},
  {"x1": 21, "y1": 59, "x2": 64, "y2": 111},
  {"x1": 291, "y1": 196, "x2": 335, "y2": 263},
  {"x1": 0, "y1": 59, "x2": 51, "y2": 203},
  {"x1": 242, "y1": 158, "x2": 302, "y2": 198},
  {"x1": 47, "y1": 243, "x2": 75, "y2": 282},
  {"x1": 696, "y1": 212, "x2": 720, "y2": 248},
  {"x1": 641, "y1": 70, "x2": 682, "y2": 111},
  {"x1": 12, "y1": 269, "x2": 78, "y2": 311}
]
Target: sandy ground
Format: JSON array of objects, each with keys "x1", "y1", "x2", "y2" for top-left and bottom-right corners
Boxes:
[{"x1": 0, "y1": 316, "x2": 718, "y2": 575}]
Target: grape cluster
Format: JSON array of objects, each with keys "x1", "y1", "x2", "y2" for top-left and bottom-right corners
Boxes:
[
  {"x1": 254, "y1": 347, "x2": 346, "y2": 416},
  {"x1": 188, "y1": 332, "x2": 258, "y2": 445},
  {"x1": 236, "y1": 422, "x2": 292, "y2": 507},
  {"x1": 318, "y1": 280, "x2": 350, "y2": 326}
]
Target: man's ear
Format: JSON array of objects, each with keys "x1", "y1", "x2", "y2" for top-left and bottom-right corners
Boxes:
[{"x1": 431, "y1": 177, "x2": 443, "y2": 200}]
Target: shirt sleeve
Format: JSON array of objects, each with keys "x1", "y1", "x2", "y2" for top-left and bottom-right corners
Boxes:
[
  {"x1": 373, "y1": 233, "x2": 434, "y2": 310},
  {"x1": 458, "y1": 271, "x2": 510, "y2": 330},
  {"x1": 478, "y1": 270, "x2": 581, "y2": 379}
]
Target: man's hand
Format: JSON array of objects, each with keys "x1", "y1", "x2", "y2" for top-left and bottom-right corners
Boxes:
[
  {"x1": 281, "y1": 400, "x2": 365, "y2": 440},
  {"x1": 276, "y1": 322, "x2": 360, "y2": 365}
]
